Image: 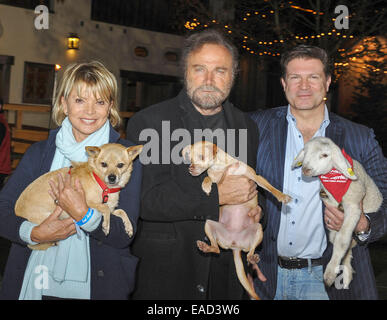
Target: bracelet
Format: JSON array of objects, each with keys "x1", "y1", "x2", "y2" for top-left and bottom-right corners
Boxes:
[{"x1": 76, "y1": 208, "x2": 94, "y2": 226}]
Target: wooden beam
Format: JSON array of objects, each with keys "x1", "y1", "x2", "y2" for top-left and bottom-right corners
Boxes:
[
  {"x1": 11, "y1": 141, "x2": 31, "y2": 154},
  {"x1": 12, "y1": 129, "x2": 49, "y2": 142},
  {"x1": 3, "y1": 103, "x2": 51, "y2": 113}
]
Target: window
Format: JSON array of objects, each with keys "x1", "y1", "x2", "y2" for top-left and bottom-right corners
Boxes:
[
  {"x1": 91, "y1": 0, "x2": 176, "y2": 34},
  {"x1": 22, "y1": 62, "x2": 55, "y2": 105},
  {"x1": 120, "y1": 70, "x2": 182, "y2": 112},
  {"x1": 0, "y1": 55, "x2": 14, "y2": 103},
  {"x1": 0, "y1": 0, "x2": 52, "y2": 10}
]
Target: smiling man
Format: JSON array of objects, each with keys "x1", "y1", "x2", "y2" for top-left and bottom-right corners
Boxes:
[
  {"x1": 126, "y1": 29, "x2": 264, "y2": 299},
  {"x1": 250, "y1": 45, "x2": 387, "y2": 300}
]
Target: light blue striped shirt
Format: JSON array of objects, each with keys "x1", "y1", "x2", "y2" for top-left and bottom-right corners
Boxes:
[{"x1": 277, "y1": 105, "x2": 330, "y2": 259}]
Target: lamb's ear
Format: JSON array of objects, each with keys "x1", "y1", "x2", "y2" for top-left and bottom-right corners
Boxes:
[
  {"x1": 291, "y1": 149, "x2": 305, "y2": 169},
  {"x1": 331, "y1": 145, "x2": 357, "y2": 180},
  {"x1": 86, "y1": 146, "x2": 101, "y2": 158}
]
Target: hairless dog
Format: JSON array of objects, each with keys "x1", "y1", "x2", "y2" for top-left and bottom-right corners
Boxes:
[{"x1": 183, "y1": 141, "x2": 291, "y2": 300}]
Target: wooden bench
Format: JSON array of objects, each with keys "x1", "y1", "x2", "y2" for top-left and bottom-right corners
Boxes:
[{"x1": 3, "y1": 104, "x2": 135, "y2": 170}]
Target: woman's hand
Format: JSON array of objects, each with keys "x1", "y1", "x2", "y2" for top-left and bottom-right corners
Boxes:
[
  {"x1": 30, "y1": 206, "x2": 76, "y2": 243},
  {"x1": 48, "y1": 172, "x2": 89, "y2": 222}
]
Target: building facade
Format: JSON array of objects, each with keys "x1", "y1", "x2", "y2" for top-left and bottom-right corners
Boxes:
[{"x1": 0, "y1": 0, "x2": 184, "y2": 128}]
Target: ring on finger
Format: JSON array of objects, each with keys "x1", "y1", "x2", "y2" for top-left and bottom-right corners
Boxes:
[{"x1": 54, "y1": 199, "x2": 59, "y2": 205}]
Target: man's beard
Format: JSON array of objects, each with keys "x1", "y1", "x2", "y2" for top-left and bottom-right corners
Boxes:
[{"x1": 186, "y1": 82, "x2": 232, "y2": 110}]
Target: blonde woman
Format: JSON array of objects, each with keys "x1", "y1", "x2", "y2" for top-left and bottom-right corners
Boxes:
[{"x1": 0, "y1": 61, "x2": 141, "y2": 300}]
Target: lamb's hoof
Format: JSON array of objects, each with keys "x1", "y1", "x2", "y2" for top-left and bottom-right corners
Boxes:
[
  {"x1": 247, "y1": 253, "x2": 260, "y2": 265},
  {"x1": 342, "y1": 266, "x2": 354, "y2": 289},
  {"x1": 323, "y1": 266, "x2": 337, "y2": 287},
  {"x1": 320, "y1": 189, "x2": 328, "y2": 199},
  {"x1": 338, "y1": 203, "x2": 344, "y2": 212}
]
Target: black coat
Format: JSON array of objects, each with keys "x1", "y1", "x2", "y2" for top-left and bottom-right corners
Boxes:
[{"x1": 126, "y1": 90, "x2": 260, "y2": 299}]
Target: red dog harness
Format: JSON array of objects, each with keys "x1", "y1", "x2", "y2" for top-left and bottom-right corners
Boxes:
[
  {"x1": 68, "y1": 167, "x2": 121, "y2": 203},
  {"x1": 92, "y1": 172, "x2": 122, "y2": 203},
  {"x1": 319, "y1": 149, "x2": 353, "y2": 203}
]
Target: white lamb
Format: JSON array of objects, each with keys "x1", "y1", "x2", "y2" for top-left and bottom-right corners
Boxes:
[{"x1": 292, "y1": 137, "x2": 383, "y2": 289}]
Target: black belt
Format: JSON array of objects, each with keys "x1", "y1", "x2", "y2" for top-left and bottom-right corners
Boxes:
[{"x1": 278, "y1": 256, "x2": 323, "y2": 269}]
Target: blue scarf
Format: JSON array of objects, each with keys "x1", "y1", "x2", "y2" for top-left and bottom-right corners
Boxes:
[{"x1": 19, "y1": 118, "x2": 110, "y2": 299}]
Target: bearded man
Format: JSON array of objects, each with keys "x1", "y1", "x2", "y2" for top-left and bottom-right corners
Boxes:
[{"x1": 126, "y1": 29, "x2": 264, "y2": 299}]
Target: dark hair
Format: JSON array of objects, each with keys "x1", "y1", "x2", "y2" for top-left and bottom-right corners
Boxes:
[
  {"x1": 182, "y1": 29, "x2": 239, "y2": 79},
  {"x1": 280, "y1": 45, "x2": 331, "y2": 78}
]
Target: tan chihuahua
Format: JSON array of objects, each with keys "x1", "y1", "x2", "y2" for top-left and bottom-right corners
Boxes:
[
  {"x1": 15, "y1": 143, "x2": 143, "y2": 250},
  {"x1": 183, "y1": 141, "x2": 291, "y2": 300}
]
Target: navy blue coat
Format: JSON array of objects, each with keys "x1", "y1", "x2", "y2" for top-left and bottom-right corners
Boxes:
[
  {"x1": 250, "y1": 107, "x2": 387, "y2": 300},
  {"x1": 0, "y1": 125, "x2": 142, "y2": 300}
]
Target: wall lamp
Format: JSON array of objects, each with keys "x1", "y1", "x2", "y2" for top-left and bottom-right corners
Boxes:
[{"x1": 67, "y1": 33, "x2": 80, "y2": 50}]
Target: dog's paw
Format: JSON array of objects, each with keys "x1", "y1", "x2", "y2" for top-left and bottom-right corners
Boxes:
[
  {"x1": 247, "y1": 253, "x2": 260, "y2": 265},
  {"x1": 203, "y1": 188, "x2": 211, "y2": 196},
  {"x1": 197, "y1": 240, "x2": 210, "y2": 253},
  {"x1": 197, "y1": 240, "x2": 220, "y2": 254},
  {"x1": 278, "y1": 193, "x2": 292, "y2": 204},
  {"x1": 202, "y1": 178, "x2": 212, "y2": 196},
  {"x1": 111, "y1": 209, "x2": 133, "y2": 237},
  {"x1": 124, "y1": 221, "x2": 134, "y2": 237},
  {"x1": 102, "y1": 220, "x2": 110, "y2": 236}
]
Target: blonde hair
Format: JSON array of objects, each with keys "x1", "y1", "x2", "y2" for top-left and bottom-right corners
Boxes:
[{"x1": 52, "y1": 61, "x2": 121, "y2": 128}]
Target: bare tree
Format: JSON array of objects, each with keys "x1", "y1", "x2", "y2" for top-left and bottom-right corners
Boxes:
[{"x1": 171, "y1": 0, "x2": 386, "y2": 80}]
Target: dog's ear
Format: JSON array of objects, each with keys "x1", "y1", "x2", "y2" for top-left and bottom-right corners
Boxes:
[
  {"x1": 331, "y1": 145, "x2": 357, "y2": 180},
  {"x1": 182, "y1": 144, "x2": 191, "y2": 164},
  {"x1": 212, "y1": 143, "x2": 218, "y2": 158},
  {"x1": 291, "y1": 149, "x2": 305, "y2": 170},
  {"x1": 203, "y1": 142, "x2": 217, "y2": 159},
  {"x1": 127, "y1": 145, "x2": 143, "y2": 160},
  {"x1": 86, "y1": 146, "x2": 101, "y2": 158}
]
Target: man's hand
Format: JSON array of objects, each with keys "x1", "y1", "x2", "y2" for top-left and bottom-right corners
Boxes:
[
  {"x1": 218, "y1": 163, "x2": 257, "y2": 205},
  {"x1": 323, "y1": 202, "x2": 369, "y2": 233}
]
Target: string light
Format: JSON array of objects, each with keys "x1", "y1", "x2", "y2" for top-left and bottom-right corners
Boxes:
[
  {"x1": 183, "y1": 12, "x2": 361, "y2": 65},
  {"x1": 290, "y1": 5, "x2": 324, "y2": 15}
]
